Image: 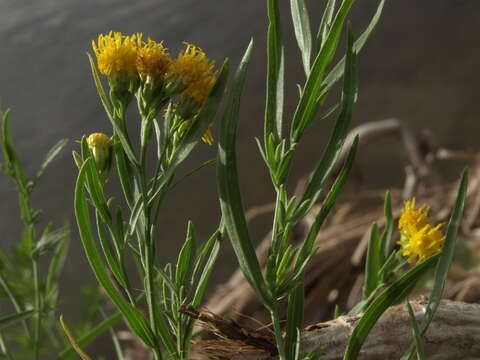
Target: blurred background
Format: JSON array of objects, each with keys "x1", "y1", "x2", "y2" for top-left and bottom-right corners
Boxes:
[{"x1": 0, "y1": 0, "x2": 478, "y2": 355}]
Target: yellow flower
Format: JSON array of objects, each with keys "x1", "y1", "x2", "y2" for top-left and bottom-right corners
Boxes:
[
  {"x1": 92, "y1": 32, "x2": 139, "y2": 79},
  {"x1": 169, "y1": 43, "x2": 216, "y2": 103},
  {"x1": 86, "y1": 133, "x2": 113, "y2": 173},
  {"x1": 398, "y1": 198, "x2": 430, "y2": 238},
  {"x1": 397, "y1": 223, "x2": 445, "y2": 263},
  {"x1": 136, "y1": 37, "x2": 172, "y2": 79},
  {"x1": 397, "y1": 198, "x2": 446, "y2": 263}
]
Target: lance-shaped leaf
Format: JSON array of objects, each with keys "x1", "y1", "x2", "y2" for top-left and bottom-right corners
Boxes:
[
  {"x1": 343, "y1": 253, "x2": 440, "y2": 360},
  {"x1": 290, "y1": 0, "x2": 312, "y2": 75},
  {"x1": 74, "y1": 158, "x2": 158, "y2": 349},
  {"x1": 293, "y1": 27, "x2": 357, "y2": 222},
  {"x1": 217, "y1": 40, "x2": 272, "y2": 308},
  {"x1": 290, "y1": 0, "x2": 356, "y2": 143},
  {"x1": 265, "y1": 0, "x2": 284, "y2": 145}
]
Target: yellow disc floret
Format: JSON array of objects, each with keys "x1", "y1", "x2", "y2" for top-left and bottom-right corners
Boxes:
[
  {"x1": 92, "y1": 31, "x2": 139, "y2": 79},
  {"x1": 397, "y1": 198, "x2": 446, "y2": 263},
  {"x1": 169, "y1": 43, "x2": 217, "y2": 103},
  {"x1": 136, "y1": 37, "x2": 172, "y2": 79}
]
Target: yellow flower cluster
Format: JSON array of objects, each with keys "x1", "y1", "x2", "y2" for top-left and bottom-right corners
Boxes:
[
  {"x1": 92, "y1": 32, "x2": 216, "y2": 103},
  {"x1": 397, "y1": 198, "x2": 446, "y2": 263}
]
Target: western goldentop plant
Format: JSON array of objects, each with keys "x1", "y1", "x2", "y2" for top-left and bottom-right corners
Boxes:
[{"x1": 0, "y1": 1, "x2": 471, "y2": 360}]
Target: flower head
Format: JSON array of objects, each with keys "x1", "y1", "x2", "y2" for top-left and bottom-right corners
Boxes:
[
  {"x1": 136, "y1": 37, "x2": 172, "y2": 79},
  {"x1": 86, "y1": 133, "x2": 113, "y2": 173},
  {"x1": 397, "y1": 198, "x2": 445, "y2": 263},
  {"x1": 168, "y1": 43, "x2": 217, "y2": 103},
  {"x1": 398, "y1": 198, "x2": 430, "y2": 238},
  {"x1": 92, "y1": 32, "x2": 139, "y2": 79}
]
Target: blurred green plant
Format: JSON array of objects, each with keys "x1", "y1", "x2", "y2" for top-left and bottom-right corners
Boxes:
[{"x1": 0, "y1": 109, "x2": 69, "y2": 359}]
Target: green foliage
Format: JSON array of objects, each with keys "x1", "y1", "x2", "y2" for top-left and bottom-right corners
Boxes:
[
  {"x1": 0, "y1": 109, "x2": 69, "y2": 359},
  {"x1": 0, "y1": 1, "x2": 469, "y2": 359}
]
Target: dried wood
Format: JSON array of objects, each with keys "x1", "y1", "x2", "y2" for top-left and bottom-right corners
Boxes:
[{"x1": 190, "y1": 300, "x2": 480, "y2": 360}]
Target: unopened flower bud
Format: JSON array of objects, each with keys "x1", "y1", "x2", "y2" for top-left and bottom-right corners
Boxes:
[{"x1": 86, "y1": 133, "x2": 113, "y2": 174}]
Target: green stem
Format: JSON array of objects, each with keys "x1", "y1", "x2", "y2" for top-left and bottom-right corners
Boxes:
[
  {"x1": 32, "y1": 259, "x2": 41, "y2": 360},
  {"x1": 0, "y1": 273, "x2": 31, "y2": 338},
  {"x1": 270, "y1": 307, "x2": 287, "y2": 360},
  {"x1": 0, "y1": 332, "x2": 14, "y2": 360}
]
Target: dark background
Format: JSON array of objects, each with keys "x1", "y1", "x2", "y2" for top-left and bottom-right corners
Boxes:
[{"x1": 0, "y1": 0, "x2": 478, "y2": 345}]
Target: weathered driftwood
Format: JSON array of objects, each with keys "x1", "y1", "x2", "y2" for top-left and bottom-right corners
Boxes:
[{"x1": 189, "y1": 300, "x2": 480, "y2": 360}]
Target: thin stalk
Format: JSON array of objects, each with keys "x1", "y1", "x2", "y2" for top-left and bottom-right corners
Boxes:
[
  {"x1": 0, "y1": 273, "x2": 31, "y2": 338},
  {"x1": 0, "y1": 332, "x2": 14, "y2": 360},
  {"x1": 32, "y1": 258, "x2": 41, "y2": 360}
]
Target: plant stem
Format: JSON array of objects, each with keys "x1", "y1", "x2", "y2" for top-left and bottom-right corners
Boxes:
[
  {"x1": 270, "y1": 306, "x2": 287, "y2": 360},
  {"x1": 32, "y1": 259, "x2": 41, "y2": 360}
]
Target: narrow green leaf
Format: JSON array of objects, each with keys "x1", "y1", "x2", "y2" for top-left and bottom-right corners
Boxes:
[
  {"x1": 363, "y1": 223, "x2": 381, "y2": 299},
  {"x1": 217, "y1": 40, "x2": 272, "y2": 308},
  {"x1": 167, "y1": 158, "x2": 216, "y2": 191},
  {"x1": 380, "y1": 191, "x2": 394, "y2": 263},
  {"x1": 32, "y1": 225, "x2": 70, "y2": 258},
  {"x1": 401, "y1": 169, "x2": 468, "y2": 360},
  {"x1": 87, "y1": 53, "x2": 113, "y2": 120},
  {"x1": 291, "y1": 0, "x2": 356, "y2": 142},
  {"x1": 46, "y1": 235, "x2": 70, "y2": 297},
  {"x1": 265, "y1": 0, "x2": 284, "y2": 144},
  {"x1": 293, "y1": 26, "x2": 357, "y2": 221},
  {"x1": 323, "y1": 0, "x2": 385, "y2": 93},
  {"x1": 96, "y1": 212, "x2": 129, "y2": 291},
  {"x1": 191, "y1": 235, "x2": 221, "y2": 307},
  {"x1": 343, "y1": 253, "x2": 439, "y2": 360},
  {"x1": 315, "y1": 0, "x2": 336, "y2": 54},
  {"x1": 35, "y1": 139, "x2": 68, "y2": 181},
  {"x1": 290, "y1": 0, "x2": 312, "y2": 75},
  {"x1": 74, "y1": 158, "x2": 157, "y2": 349},
  {"x1": 1, "y1": 110, "x2": 27, "y2": 187},
  {"x1": 406, "y1": 301, "x2": 426, "y2": 360},
  {"x1": 0, "y1": 310, "x2": 34, "y2": 330},
  {"x1": 176, "y1": 221, "x2": 197, "y2": 291},
  {"x1": 296, "y1": 137, "x2": 358, "y2": 269},
  {"x1": 285, "y1": 282, "x2": 304, "y2": 359}
]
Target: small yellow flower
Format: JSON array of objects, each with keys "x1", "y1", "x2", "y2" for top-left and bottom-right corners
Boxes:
[
  {"x1": 169, "y1": 43, "x2": 216, "y2": 103},
  {"x1": 398, "y1": 223, "x2": 445, "y2": 263},
  {"x1": 398, "y1": 198, "x2": 430, "y2": 238},
  {"x1": 86, "y1": 133, "x2": 113, "y2": 173},
  {"x1": 92, "y1": 31, "x2": 139, "y2": 79},
  {"x1": 136, "y1": 37, "x2": 172, "y2": 79},
  {"x1": 397, "y1": 198, "x2": 446, "y2": 263}
]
